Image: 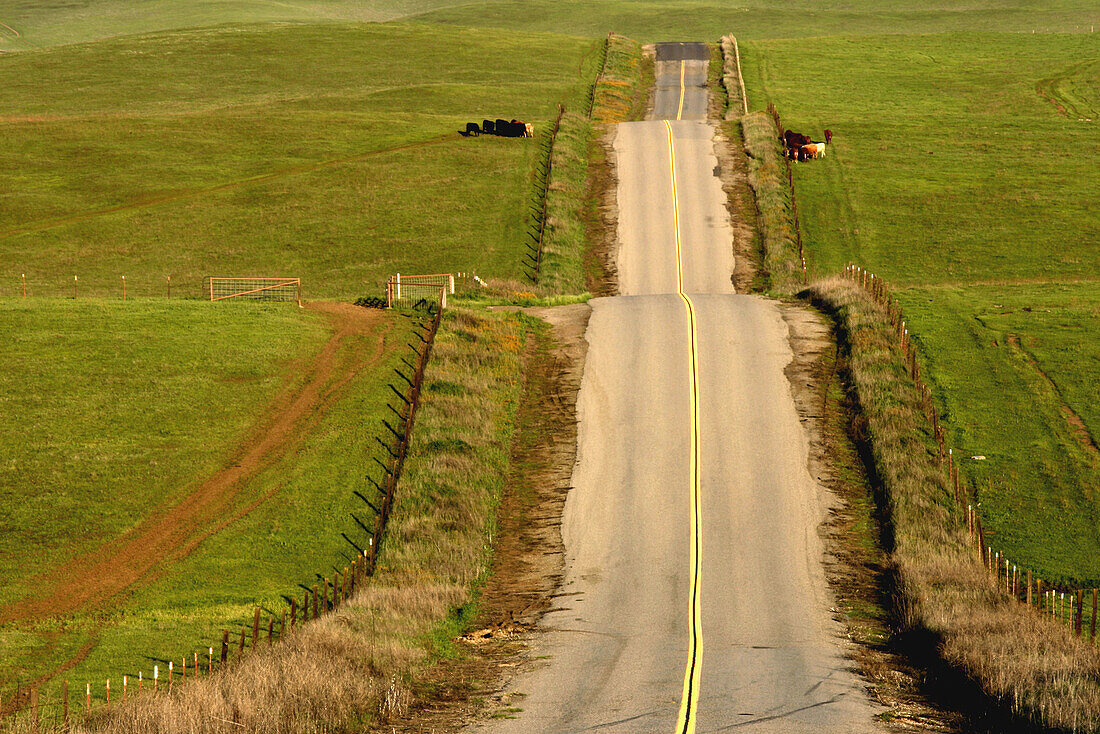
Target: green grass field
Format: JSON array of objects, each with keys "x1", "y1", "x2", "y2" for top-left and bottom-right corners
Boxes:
[
  {"x1": 0, "y1": 22, "x2": 599, "y2": 300},
  {"x1": 0, "y1": 299, "x2": 421, "y2": 706},
  {"x1": 412, "y1": 0, "x2": 1100, "y2": 43},
  {"x1": 743, "y1": 31, "x2": 1100, "y2": 583}
]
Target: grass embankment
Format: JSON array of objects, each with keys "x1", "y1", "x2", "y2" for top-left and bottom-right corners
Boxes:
[
  {"x1": 0, "y1": 22, "x2": 596, "y2": 300},
  {"x1": 0, "y1": 301, "x2": 420, "y2": 715},
  {"x1": 535, "y1": 33, "x2": 648, "y2": 296},
  {"x1": 34, "y1": 307, "x2": 530, "y2": 733},
  {"x1": 807, "y1": 278, "x2": 1100, "y2": 732},
  {"x1": 741, "y1": 31, "x2": 1100, "y2": 585}
]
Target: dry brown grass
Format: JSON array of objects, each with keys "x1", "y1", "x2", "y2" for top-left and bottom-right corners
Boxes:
[
  {"x1": 13, "y1": 308, "x2": 528, "y2": 734},
  {"x1": 808, "y1": 276, "x2": 1100, "y2": 732}
]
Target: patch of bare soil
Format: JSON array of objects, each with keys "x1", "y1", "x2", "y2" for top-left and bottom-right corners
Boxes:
[
  {"x1": 584, "y1": 126, "x2": 620, "y2": 297},
  {"x1": 0, "y1": 303, "x2": 390, "y2": 627},
  {"x1": 379, "y1": 303, "x2": 590, "y2": 733},
  {"x1": 713, "y1": 122, "x2": 759, "y2": 292},
  {"x1": 782, "y1": 303, "x2": 960, "y2": 732}
]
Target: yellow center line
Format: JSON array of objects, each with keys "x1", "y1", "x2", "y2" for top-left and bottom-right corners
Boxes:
[
  {"x1": 666, "y1": 119, "x2": 702, "y2": 734},
  {"x1": 676, "y1": 60, "x2": 686, "y2": 120}
]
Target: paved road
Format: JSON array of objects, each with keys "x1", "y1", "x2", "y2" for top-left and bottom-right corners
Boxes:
[
  {"x1": 652, "y1": 43, "x2": 709, "y2": 120},
  {"x1": 469, "y1": 44, "x2": 880, "y2": 734}
]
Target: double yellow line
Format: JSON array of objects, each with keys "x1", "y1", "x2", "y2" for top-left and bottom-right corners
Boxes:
[{"x1": 666, "y1": 115, "x2": 703, "y2": 734}]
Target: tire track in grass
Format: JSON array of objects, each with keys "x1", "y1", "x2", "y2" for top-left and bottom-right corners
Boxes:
[{"x1": 0, "y1": 302, "x2": 392, "y2": 625}]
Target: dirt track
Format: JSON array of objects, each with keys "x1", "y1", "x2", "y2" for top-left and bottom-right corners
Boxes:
[{"x1": 0, "y1": 302, "x2": 390, "y2": 625}]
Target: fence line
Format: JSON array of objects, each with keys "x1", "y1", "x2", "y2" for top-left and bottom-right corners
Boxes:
[
  {"x1": 841, "y1": 263, "x2": 1100, "y2": 641},
  {"x1": 364, "y1": 294, "x2": 443, "y2": 576},
  {"x1": 523, "y1": 103, "x2": 566, "y2": 285},
  {"x1": 1, "y1": 291, "x2": 447, "y2": 729},
  {"x1": 720, "y1": 36, "x2": 749, "y2": 119},
  {"x1": 586, "y1": 33, "x2": 613, "y2": 119},
  {"x1": 766, "y1": 103, "x2": 808, "y2": 284},
  {"x1": 6, "y1": 274, "x2": 191, "y2": 300}
]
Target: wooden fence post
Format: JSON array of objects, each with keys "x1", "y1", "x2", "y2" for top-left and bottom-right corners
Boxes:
[
  {"x1": 1092, "y1": 589, "x2": 1098, "y2": 641},
  {"x1": 31, "y1": 687, "x2": 38, "y2": 730},
  {"x1": 106, "y1": 678, "x2": 110, "y2": 708},
  {"x1": 267, "y1": 616, "x2": 274, "y2": 644},
  {"x1": 1026, "y1": 570, "x2": 1033, "y2": 606},
  {"x1": 86, "y1": 681, "x2": 91, "y2": 714},
  {"x1": 238, "y1": 627, "x2": 246, "y2": 654},
  {"x1": 313, "y1": 585, "x2": 319, "y2": 619},
  {"x1": 1077, "y1": 591, "x2": 1084, "y2": 636},
  {"x1": 221, "y1": 631, "x2": 229, "y2": 663}
]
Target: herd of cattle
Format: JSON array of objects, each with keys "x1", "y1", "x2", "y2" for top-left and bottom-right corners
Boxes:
[
  {"x1": 463, "y1": 119, "x2": 533, "y2": 138},
  {"x1": 783, "y1": 128, "x2": 833, "y2": 162}
]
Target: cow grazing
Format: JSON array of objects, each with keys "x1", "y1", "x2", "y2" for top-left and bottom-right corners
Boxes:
[
  {"x1": 524, "y1": 122, "x2": 534, "y2": 138},
  {"x1": 482, "y1": 119, "x2": 495, "y2": 135},
  {"x1": 464, "y1": 122, "x2": 481, "y2": 137},
  {"x1": 801, "y1": 142, "x2": 826, "y2": 159},
  {"x1": 824, "y1": 128, "x2": 833, "y2": 144},
  {"x1": 785, "y1": 130, "x2": 811, "y2": 149}
]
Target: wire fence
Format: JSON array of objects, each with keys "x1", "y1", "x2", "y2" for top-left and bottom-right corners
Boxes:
[
  {"x1": 2, "y1": 274, "x2": 211, "y2": 300},
  {"x1": 766, "y1": 103, "x2": 808, "y2": 283},
  {"x1": 523, "y1": 103, "x2": 565, "y2": 285},
  {"x1": 0, "y1": 291, "x2": 447, "y2": 730},
  {"x1": 842, "y1": 263, "x2": 1100, "y2": 641}
]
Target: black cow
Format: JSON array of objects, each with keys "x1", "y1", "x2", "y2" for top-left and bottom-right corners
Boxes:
[
  {"x1": 465, "y1": 122, "x2": 480, "y2": 137},
  {"x1": 482, "y1": 119, "x2": 495, "y2": 135}
]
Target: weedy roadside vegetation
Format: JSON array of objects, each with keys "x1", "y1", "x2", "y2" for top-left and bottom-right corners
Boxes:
[
  {"x1": 807, "y1": 278, "x2": 1100, "y2": 732},
  {"x1": 536, "y1": 33, "x2": 648, "y2": 295}
]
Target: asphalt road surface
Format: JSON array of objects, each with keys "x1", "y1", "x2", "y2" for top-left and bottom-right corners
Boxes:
[{"x1": 469, "y1": 44, "x2": 881, "y2": 734}]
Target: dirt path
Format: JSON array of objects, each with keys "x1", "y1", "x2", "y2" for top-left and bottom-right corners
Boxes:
[{"x1": 0, "y1": 302, "x2": 390, "y2": 625}]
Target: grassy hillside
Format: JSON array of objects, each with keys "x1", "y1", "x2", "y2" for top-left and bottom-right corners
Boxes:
[
  {"x1": 413, "y1": 0, "x2": 1100, "y2": 42},
  {"x1": 0, "y1": 22, "x2": 598, "y2": 300},
  {"x1": 743, "y1": 31, "x2": 1100, "y2": 583},
  {"x1": 0, "y1": 0, "x2": 480, "y2": 50},
  {"x1": 0, "y1": 299, "x2": 420, "y2": 706}
]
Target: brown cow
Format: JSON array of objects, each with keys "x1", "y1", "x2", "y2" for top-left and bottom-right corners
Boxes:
[
  {"x1": 824, "y1": 129, "x2": 833, "y2": 144},
  {"x1": 801, "y1": 142, "x2": 826, "y2": 159}
]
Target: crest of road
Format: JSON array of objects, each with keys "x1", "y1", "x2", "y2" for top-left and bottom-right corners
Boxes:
[{"x1": 470, "y1": 43, "x2": 882, "y2": 733}]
